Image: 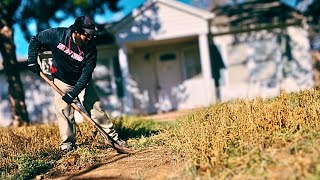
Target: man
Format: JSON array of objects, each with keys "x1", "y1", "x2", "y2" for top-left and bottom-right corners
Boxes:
[{"x1": 27, "y1": 16, "x2": 127, "y2": 152}]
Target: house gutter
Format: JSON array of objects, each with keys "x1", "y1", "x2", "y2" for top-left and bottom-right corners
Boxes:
[{"x1": 211, "y1": 20, "x2": 304, "y2": 37}]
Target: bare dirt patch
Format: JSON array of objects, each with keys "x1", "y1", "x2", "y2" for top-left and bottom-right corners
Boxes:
[{"x1": 44, "y1": 147, "x2": 187, "y2": 180}]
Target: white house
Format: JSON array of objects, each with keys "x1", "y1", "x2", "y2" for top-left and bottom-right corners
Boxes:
[
  {"x1": 107, "y1": 0, "x2": 216, "y2": 114},
  {"x1": 0, "y1": 0, "x2": 313, "y2": 125}
]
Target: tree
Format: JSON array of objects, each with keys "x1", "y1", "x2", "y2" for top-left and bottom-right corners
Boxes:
[
  {"x1": 302, "y1": 0, "x2": 320, "y2": 34},
  {"x1": 0, "y1": 0, "x2": 28, "y2": 126},
  {"x1": 0, "y1": 0, "x2": 120, "y2": 126}
]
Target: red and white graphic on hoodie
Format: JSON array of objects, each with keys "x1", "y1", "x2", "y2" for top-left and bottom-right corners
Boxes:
[{"x1": 56, "y1": 37, "x2": 84, "y2": 62}]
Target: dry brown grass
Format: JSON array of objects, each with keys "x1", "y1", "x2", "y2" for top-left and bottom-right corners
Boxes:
[
  {"x1": 0, "y1": 117, "x2": 164, "y2": 179},
  {"x1": 0, "y1": 124, "x2": 60, "y2": 177},
  {"x1": 0, "y1": 123, "x2": 98, "y2": 178},
  {"x1": 166, "y1": 89, "x2": 320, "y2": 178}
]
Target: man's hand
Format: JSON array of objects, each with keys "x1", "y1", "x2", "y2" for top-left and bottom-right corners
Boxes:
[
  {"x1": 62, "y1": 92, "x2": 76, "y2": 105},
  {"x1": 27, "y1": 63, "x2": 41, "y2": 74}
]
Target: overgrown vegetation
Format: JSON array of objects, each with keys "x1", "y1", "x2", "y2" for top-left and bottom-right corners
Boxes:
[
  {"x1": 165, "y1": 89, "x2": 320, "y2": 179},
  {"x1": 0, "y1": 125, "x2": 60, "y2": 179},
  {"x1": 2, "y1": 89, "x2": 320, "y2": 179},
  {"x1": 0, "y1": 117, "x2": 165, "y2": 179}
]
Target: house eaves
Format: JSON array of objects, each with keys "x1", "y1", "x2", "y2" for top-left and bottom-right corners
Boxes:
[
  {"x1": 110, "y1": 0, "x2": 214, "y2": 33},
  {"x1": 158, "y1": 0, "x2": 214, "y2": 20}
]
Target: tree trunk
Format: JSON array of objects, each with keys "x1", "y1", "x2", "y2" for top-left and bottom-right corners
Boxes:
[{"x1": 0, "y1": 25, "x2": 30, "y2": 126}]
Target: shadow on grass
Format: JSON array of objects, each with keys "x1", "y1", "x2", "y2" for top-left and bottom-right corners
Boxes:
[{"x1": 112, "y1": 116, "x2": 168, "y2": 140}]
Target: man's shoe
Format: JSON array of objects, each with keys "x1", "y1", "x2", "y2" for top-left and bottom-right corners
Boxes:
[
  {"x1": 115, "y1": 139, "x2": 128, "y2": 148},
  {"x1": 105, "y1": 139, "x2": 132, "y2": 154},
  {"x1": 60, "y1": 144, "x2": 77, "y2": 153}
]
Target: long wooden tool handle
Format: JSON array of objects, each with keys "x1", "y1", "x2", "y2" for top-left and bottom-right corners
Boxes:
[{"x1": 39, "y1": 72, "x2": 113, "y2": 142}]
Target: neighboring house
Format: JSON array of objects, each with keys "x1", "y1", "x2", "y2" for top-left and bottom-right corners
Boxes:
[
  {"x1": 0, "y1": 0, "x2": 313, "y2": 125},
  {"x1": 209, "y1": 0, "x2": 313, "y2": 101}
]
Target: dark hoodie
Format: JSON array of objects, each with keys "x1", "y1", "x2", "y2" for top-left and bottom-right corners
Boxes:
[{"x1": 28, "y1": 27, "x2": 97, "y2": 97}]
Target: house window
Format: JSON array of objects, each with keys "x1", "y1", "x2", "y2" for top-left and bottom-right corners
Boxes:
[
  {"x1": 160, "y1": 53, "x2": 176, "y2": 62},
  {"x1": 183, "y1": 48, "x2": 201, "y2": 79}
]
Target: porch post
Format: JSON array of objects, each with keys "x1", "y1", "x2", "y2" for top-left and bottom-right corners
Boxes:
[
  {"x1": 198, "y1": 34, "x2": 212, "y2": 79},
  {"x1": 118, "y1": 47, "x2": 133, "y2": 114},
  {"x1": 198, "y1": 33, "x2": 213, "y2": 104}
]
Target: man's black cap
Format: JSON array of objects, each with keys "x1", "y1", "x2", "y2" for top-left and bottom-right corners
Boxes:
[{"x1": 73, "y1": 16, "x2": 97, "y2": 35}]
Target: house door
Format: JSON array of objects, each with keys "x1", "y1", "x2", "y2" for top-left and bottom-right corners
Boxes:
[{"x1": 155, "y1": 51, "x2": 182, "y2": 112}]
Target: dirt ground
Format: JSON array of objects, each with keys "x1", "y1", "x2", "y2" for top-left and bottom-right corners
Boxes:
[
  {"x1": 41, "y1": 110, "x2": 192, "y2": 180},
  {"x1": 43, "y1": 148, "x2": 186, "y2": 180}
]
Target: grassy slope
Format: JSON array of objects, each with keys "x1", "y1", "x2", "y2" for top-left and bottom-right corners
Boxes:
[
  {"x1": 165, "y1": 89, "x2": 320, "y2": 179},
  {"x1": 1, "y1": 89, "x2": 320, "y2": 179}
]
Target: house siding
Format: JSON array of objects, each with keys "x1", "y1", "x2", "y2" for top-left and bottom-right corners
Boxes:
[
  {"x1": 152, "y1": 3, "x2": 208, "y2": 39},
  {"x1": 114, "y1": 3, "x2": 209, "y2": 45},
  {"x1": 129, "y1": 51, "x2": 158, "y2": 114},
  {"x1": 213, "y1": 27, "x2": 313, "y2": 101}
]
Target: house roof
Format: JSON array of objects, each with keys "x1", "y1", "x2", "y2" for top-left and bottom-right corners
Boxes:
[
  {"x1": 110, "y1": 0, "x2": 214, "y2": 32},
  {"x1": 211, "y1": 0, "x2": 306, "y2": 36}
]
